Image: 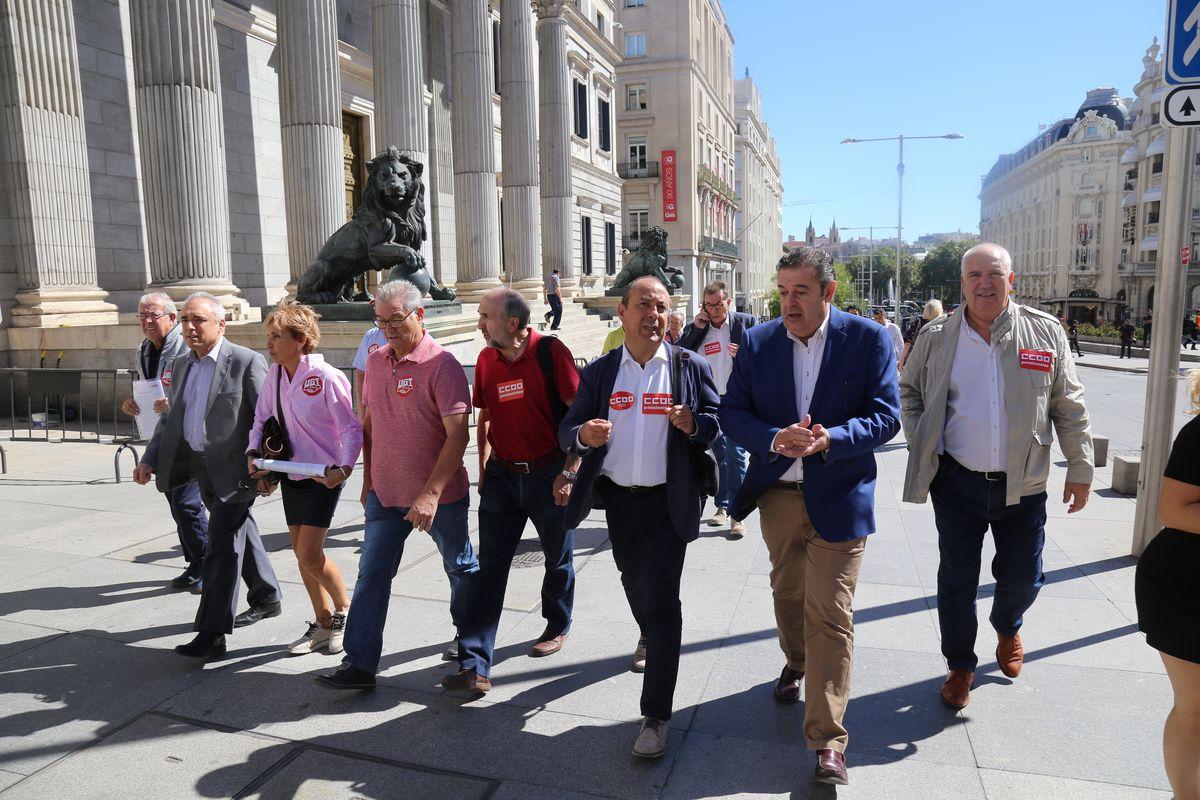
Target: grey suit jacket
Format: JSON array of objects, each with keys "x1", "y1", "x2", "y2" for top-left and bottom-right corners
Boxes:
[{"x1": 141, "y1": 338, "x2": 268, "y2": 505}]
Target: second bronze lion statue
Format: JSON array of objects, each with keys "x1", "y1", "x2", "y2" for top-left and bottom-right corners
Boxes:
[{"x1": 296, "y1": 147, "x2": 456, "y2": 304}]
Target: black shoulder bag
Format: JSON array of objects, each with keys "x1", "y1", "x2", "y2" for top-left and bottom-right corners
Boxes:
[
  {"x1": 671, "y1": 347, "x2": 719, "y2": 498},
  {"x1": 258, "y1": 365, "x2": 293, "y2": 478}
]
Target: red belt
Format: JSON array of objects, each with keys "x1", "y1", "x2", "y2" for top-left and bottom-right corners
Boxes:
[{"x1": 490, "y1": 450, "x2": 563, "y2": 474}]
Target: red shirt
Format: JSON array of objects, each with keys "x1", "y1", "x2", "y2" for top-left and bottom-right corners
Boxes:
[
  {"x1": 363, "y1": 333, "x2": 471, "y2": 507},
  {"x1": 473, "y1": 329, "x2": 579, "y2": 461}
]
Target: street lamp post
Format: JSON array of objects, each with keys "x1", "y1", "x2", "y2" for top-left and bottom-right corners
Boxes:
[
  {"x1": 840, "y1": 225, "x2": 900, "y2": 306},
  {"x1": 841, "y1": 133, "x2": 964, "y2": 325}
]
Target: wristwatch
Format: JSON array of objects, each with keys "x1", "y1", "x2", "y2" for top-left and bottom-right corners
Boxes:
[{"x1": 560, "y1": 469, "x2": 577, "y2": 482}]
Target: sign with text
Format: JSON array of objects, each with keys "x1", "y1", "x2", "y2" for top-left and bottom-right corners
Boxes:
[
  {"x1": 661, "y1": 149, "x2": 678, "y2": 222},
  {"x1": 1167, "y1": 0, "x2": 1200, "y2": 84}
]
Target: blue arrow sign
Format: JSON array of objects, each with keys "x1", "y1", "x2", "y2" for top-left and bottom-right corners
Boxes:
[{"x1": 1167, "y1": 0, "x2": 1200, "y2": 84}]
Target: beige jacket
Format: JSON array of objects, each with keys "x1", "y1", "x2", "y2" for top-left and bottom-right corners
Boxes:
[{"x1": 899, "y1": 302, "x2": 1093, "y2": 506}]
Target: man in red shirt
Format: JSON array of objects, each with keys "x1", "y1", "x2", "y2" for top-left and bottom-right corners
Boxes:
[{"x1": 442, "y1": 287, "x2": 581, "y2": 693}]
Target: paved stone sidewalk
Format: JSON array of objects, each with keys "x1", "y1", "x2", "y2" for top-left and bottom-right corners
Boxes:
[{"x1": 0, "y1": 430, "x2": 1174, "y2": 799}]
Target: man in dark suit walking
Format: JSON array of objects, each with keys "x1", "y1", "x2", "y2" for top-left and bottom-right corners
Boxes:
[
  {"x1": 134, "y1": 292, "x2": 283, "y2": 658},
  {"x1": 559, "y1": 276, "x2": 720, "y2": 760},
  {"x1": 720, "y1": 246, "x2": 901, "y2": 786}
]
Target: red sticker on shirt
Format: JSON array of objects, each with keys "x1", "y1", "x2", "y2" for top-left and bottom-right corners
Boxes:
[
  {"x1": 497, "y1": 379, "x2": 525, "y2": 403},
  {"x1": 302, "y1": 375, "x2": 323, "y2": 396},
  {"x1": 396, "y1": 375, "x2": 415, "y2": 396},
  {"x1": 641, "y1": 393, "x2": 672, "y2": 415},
  {"x1": 704, "y1": 340, "x2": 721, "y2": 356},
  {"x1": 609, "y1": 391, "x2": 635, "y2": 411},
  {"x1": 1019, "y1": 349, "x2": 1053, "y2": 373},
  {"x1": 161, "y1": 368, "x2": 172, "y2": 388},
  {"x1": 367, "y1": 343, "x2": 380, "y2": 355}
]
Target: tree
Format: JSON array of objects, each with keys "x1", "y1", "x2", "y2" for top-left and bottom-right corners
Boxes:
[
  {"x1": 915, "y1": 239, "x2": 977, "y2": 307},
  {"x1": 843, "y1": 252, "x2": 920, "y2": 305},
  {"x1": 833, "y1": 262, "x2": 868, "y2": 310}
]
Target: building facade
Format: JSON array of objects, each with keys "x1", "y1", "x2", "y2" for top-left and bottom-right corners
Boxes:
[
  {"x1": 615, "y1": 0, "x2": 738, "y2": 311},
  {"x1": 733, "y1": 73, "x2": 781, "y2": 316}
]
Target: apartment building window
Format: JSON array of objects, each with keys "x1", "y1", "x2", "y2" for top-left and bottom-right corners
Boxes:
[
  {"x1": 627, "y1": 134, "x2": 647, "y2": 168},
  {"x1": 628, "y1": 206, "x2": 648, "y2": 239},
  {"x1": 596, "y1": 11, "x2": 606, "y2": 35},
  {"x1": 1151, "y1": 103, "x2": 1161, "y2": 125},
  {"x1": 597, "y1": 97, "x2": 611, "y2": 152},
  {"x1": 625, "y1": 32, "x2": 646, "y2": 57},
  {"x1": 581, "y1": 216, "x2": 593, "y2": 274},
  {"x1": 605, "y1": 222, "x2": 617, "y2": 274},
  {"x1": 573, "y1": 79, "x2": 588, "y2": 139},
  {"x1": 1152, "y1": 153, "x2": 1164, "y2": 175},
  {"x1": 625, "y1": 83, "x2": 647, "y2": 111},
  {"x1": 1146, "y1": 201, "x2": 1161, "y2": 225},
  {"x1": 625, "y1": 0, "x2": 645, "y2": 6}
]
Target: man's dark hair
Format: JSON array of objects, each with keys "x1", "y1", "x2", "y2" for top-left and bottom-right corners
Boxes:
[
  {"x1": 702, "y1": 280, "x2": 728, "y2": 297},
  {"x1": 776, "y1": 245, "x2": 836, "y2": 291},
  {"x1": 494, "y1": 287, "x2": 530, "y2": 328},
  {"x1": 846, "y1": 304, "x2": 861, "y2": 314},
  {"x1": 552, "y1": 268, "x2": 560, "y2": 274}
]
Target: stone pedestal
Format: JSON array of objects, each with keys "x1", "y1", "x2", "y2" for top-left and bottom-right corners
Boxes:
[
  {"x1": 501, "y1": 0, "x2": 542, "y2": 295},
  {"x1": 534, "y1": 1, "x2": 575, "y2": 293},
  {"x1": 309, "y1": 300, "x2": 463, "y2": 322}
]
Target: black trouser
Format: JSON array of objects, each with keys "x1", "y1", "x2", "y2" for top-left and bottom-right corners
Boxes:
[
  {"x1": 191, "y1": 455, "x2": 281, "y2": 634},
  {"x1": 1068, "y1": 335, "x2": 1082, "y2": 357},
  {"x1": 1120, "y1": 340, "x2": 1133, "y2": 358},
  {"x1": 597, "y1": 477, "x2": 687, "y2": 721}
]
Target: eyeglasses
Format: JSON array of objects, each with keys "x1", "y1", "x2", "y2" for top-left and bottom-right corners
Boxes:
[
  {"x1": 138, "y1": 312, "x2": 168, "y2": 322},
  {"x1": 701, "y1": 300, "x2": 728, "y2": 310},
  {"x1": 373, "y1": 309, "x2": 416, "y2": 329}
]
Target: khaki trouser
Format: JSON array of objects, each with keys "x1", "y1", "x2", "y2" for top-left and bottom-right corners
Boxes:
[{"x1": 758, "y1": 485, "x2": 866, "y2": 753}]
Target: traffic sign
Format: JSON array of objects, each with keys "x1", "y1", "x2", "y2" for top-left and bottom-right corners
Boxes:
[
  {"x1": 1167, "y1": 1, "x2": 1200, "y2": 83},
  {"x1": 1165, "y1": 85, "x2": 1200, "y2": 125},
  {"x1": 1183, "y1": 244, "x2": 1192, "y2": 265}
]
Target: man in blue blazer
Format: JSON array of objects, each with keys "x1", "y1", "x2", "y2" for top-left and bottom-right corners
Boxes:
[
  {"x1": 720, "y1": 246, "x2": 900, "y2": 786},
  {"x1": 677, "y1": 279, "x2": 756, "y2": 537},
  {"x1": 560, "y1": 276, "x2": 721, "y2": 760}
]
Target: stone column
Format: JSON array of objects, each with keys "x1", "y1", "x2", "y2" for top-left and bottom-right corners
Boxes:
[
  {"x1": 500, "y1": 0, "x2": 541, "y2": 296},
  {"x1": 0, "y1": 0, "x2": 118, "y2": 326},
  {"x1": 450, "y1": 0, "x2": 501, "y2": 300},
  {"x1": 277, "y1": 0, "x2": 343, "y2": 294},
  {"x1": 129, "y1": 0, "x2": 243, "y2": 312},
  {"x1": 534, "y1": 0, "x2": 574, "y2": 294},
  {"x1": 373, "y1": 0, "x2": 430, "y2": 260}
]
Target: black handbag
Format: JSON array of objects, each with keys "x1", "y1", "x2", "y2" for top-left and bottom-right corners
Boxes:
[
  {"x1": 259, "y1": 365, "x2": 293, "y2": 469},
  {"x1": 671, "y1": 347, "x2": 720, "y2": 498}
]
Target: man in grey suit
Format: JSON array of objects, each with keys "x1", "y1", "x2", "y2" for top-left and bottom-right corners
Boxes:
[{"x1": 133, "y1": 292, "x2": 283, "y2": 658}]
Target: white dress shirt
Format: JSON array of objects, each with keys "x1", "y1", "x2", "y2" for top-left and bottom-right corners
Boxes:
[
  {"x1": 941, "y1": 320, "x2": 1007, "y2": 471},
  {"x1": 182, "y1": 337, "x2": 224, "y2": 452},
  {"x1": 597, "y1": 343, "x2": 672, "y2": 487},
  {"x1": 772, "y1": 315, "x2": 829, "y2": 482},
  {"x1": 700, "y1": 321, "x2": 734, "y2": 395},
  {"x1": 884, "y1": 321, "x2": 904, "y2": 360}
]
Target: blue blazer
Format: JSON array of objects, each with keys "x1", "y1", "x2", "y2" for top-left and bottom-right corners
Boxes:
[
  {"x1": 559, "y1": 343, "x2": 721, "y2": 542},
  {"x1": 677, "y1": 310, "x2": 757, "y2": 354},
  {"x1": 719, "y1": 308, "x2": 901, "y2": 541}
]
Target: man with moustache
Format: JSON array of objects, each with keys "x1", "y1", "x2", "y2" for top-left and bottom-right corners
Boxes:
[
  {"x1": 442, "y1": 288, "x2": 581, "y2": 694},
  {"x1": 122, "y1": 292, "x2": 208, "y2": 591},
  {"x1": 720, "y1": 246, "x2": 901, "y2": 786},
  {"x1": 900, "y1": 243, "x2": 1093, "y2": 710},
  {"x1": 559, "y1": 276, "x2": 720, "y2": 759}
]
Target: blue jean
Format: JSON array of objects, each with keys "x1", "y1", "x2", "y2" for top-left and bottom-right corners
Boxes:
[
  {"x1": 460, "y1": 458, "x2": 574, "y2": 677},
  {"x1": 166, "y1": 479, "x2": 208, "y2": 568},
  {"x1": 711, "y1": 432, "x2": 747, "y2": 512},
  {"x1": 343, "y1": 491, "x2": 478, "y2": 674},
  {"x1": 930, "y1": 456, "x2": 1047, "y2": 672}
]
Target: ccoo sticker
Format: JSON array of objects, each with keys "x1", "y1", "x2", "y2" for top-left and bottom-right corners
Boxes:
[
  {"x1": 609, "y1": 391, "x2": 635, "y2": 411},
  {"x1": 1018, "y1": 349, "x2": 1053, "y2": 373}
]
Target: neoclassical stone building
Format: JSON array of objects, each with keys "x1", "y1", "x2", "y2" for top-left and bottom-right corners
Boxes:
[
  {"x1": 0, "y1": 0, "x2": 623, "y2": 347},
  {"x1": 733, "y1": 72, "x2": 781, "y2": 316}
]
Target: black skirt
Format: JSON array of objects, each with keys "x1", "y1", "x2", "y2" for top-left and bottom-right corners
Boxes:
[
  {"x1": 281, "y1": 476, "x2": 343, "y2": 529},
  {"x1": 1135, "y1": 527, "x2": 1200, "y2": 664}
]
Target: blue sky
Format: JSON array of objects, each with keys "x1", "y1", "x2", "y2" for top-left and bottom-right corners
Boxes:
[{"x1": 724, "y1": 0, "x2": 1166, "y2": 244}]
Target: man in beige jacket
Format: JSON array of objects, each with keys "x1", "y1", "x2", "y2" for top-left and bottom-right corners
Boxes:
[{"x1": 899, "y1": 243, "x2": 1093, "y2": 710}]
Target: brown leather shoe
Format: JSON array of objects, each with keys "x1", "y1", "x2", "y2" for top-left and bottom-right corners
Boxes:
[
  {"x1": 773, "y1": 665, "x2": 804, "y2": 704},
  {"x1": 813, "y1": 749, "x2": 849, "y2": 785},
  {"x1": 997, "y1": 633, "x2": 1023, "y2": 678},
  {"x1": 940, "y1": 669, "x2": 974, "y2": 709},
  {"x1": 530, "y1": 630, "x2": 566, "y2": 657},
  {"x1": 440, "y1": 668, "x2": 492, "y2": 694}
]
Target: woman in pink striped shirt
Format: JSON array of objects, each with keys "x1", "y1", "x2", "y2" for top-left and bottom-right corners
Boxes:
[{"x1": 247, "y1": 304, "x2": 363, "y2": 655}]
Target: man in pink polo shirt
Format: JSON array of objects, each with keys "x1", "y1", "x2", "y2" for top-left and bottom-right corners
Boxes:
[{"x1": 318, "y1": 279, "x2": 478, "y2": 691}]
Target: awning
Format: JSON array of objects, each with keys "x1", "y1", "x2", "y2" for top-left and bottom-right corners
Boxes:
[
  {"x1": 1147, "y1": 134, "x2": 1166, "y2": 156},
  {"x1": 1122, "y1": 192, "x2": 1138, "y2": 207},
  {"x1": 1144, "y1": 186, "x2": 1164, "y2": 203},
  {"x1": 1120, "y1": 145, "x2": 1140, "y2": 164},
  {"x1": 1140, "y1": 236, "x2": 1160, "y2": 252}
]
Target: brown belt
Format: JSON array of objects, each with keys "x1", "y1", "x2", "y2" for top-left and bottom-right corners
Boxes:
[
  {"x1": 490, "y1": 450, "x2": 563, "y2": 474},
  {"x1": 774, "y1": 480, "x2": 805, "y2": 491}
]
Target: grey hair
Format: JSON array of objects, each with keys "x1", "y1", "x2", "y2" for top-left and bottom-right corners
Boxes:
[
  {"x1": 138, "y1": 291, "x2": 177, "y2": 316},
  {"x1": 961, "y1": 242, "x2": 1012, "y2": 274},
  {"x1": 669, "y1": 310, "x2": 685, "y2": 323},
  {"x1": 923, "y1": 299, "x2": 944, "y2": 320},
  {"x1": 777, "y1": 245, "x2": 836, "y2": 291},
  {"x1": 374, "y1": 279, "x2": 424, "y2": 312},
  {"x1": 184, "y1": 291, "x2": 224, "y2": 319},
  {"x1": 485, "y1": 287, "x2": 530, "y2": 328}
]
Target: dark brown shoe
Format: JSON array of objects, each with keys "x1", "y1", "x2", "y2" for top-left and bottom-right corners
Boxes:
[
  {"x1": 530, "y1": 630, "x2": 566, "y2": 657},
  {"x1": 440, "y1": 668, "x2": 492, "y2": 694},
  {"x1": 997, "y1": 633, "x2": 1023, "y2": 678},
  {"x1": 940, "y1": 669, "x2": 974, "y2": 709},
  {"x1": 773, "y1": 665, "x2": 804, "y2": 704},
  {"x1": 813, "y1": 749, "x2": 848, "y2": 785}
]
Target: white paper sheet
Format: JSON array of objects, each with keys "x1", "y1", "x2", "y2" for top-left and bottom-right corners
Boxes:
[
  {"x1": 131, "y1": 379, "x2": 165, "y2": 440},
  {"x1": 253, "y1": 458, "x2": 328, "y2": 478}
]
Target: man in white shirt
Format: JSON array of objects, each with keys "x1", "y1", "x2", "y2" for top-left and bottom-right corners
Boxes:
[
  {"x1": 559, "y1": 276, "x2": 721, "y2": 760},
  {"x1": 872, "y1": 308, "x2": 904, "y2": 363},
  {"x1": 352, "y1": 314, "x2": 387, "y2": 415}
]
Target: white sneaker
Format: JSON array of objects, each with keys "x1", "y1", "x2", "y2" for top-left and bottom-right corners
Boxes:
[
  {"x1": 632, "y1": 717, "x2": 668, "y2": 758},
  {"x1": 709, "y1": 508, "x2": 729, "y2": 527},
  {"x1": 328, "y1": 612, "x2": 346, "y2": 654},
  {"x1": 287, "y1": 621, "x2": 332, "y2": 655}
]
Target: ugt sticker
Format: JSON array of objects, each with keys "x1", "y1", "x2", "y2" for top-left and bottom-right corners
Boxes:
[
  {"x1": 704, "y1": 340, "x2": 721, "y2": 356},
  {"x1": 396, "y1": 376, "x2": 415, "y2": 396},
  {"x1": 367, "y1": 343, "x2": 380, "y2": 355},
  {"x1": 609, "y1": 391, "x2": 635, "y2": 411},
  {"x1": 641, "y1": 393, "x2": 672, "y2": 415},
  {"x1": 1018, "y1": 349, "x2": 1053, "y2": 373},
  {"x1": 161, "y1": 368, "x2": 172, "y2": 388},
  {"x1": 302, "y1": 376, "x2": 323, "y2": 396},
  {"x1": 497, "y1": 379, "x2": 525, "y2": 403}
]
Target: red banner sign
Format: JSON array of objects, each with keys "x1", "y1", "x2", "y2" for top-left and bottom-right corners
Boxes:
[
  {"x1": 1183, "y1": 245, "x2": 1192, "y2": 266},
  {"x1": 661, "y1": 149, "x2": 678, "y2": 222}
]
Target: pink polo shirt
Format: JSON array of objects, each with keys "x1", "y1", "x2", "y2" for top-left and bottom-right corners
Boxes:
[{"x1": 362, "y1": 332, "x2": 471, "y2": 508}]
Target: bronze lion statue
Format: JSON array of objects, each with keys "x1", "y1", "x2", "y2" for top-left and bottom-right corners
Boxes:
[
  {"x1": 296, "y1": 147, "x2": 456, "y2": 304},
  {"x1": 607, "y1": 226, "x2": 684, "y2": 295}
]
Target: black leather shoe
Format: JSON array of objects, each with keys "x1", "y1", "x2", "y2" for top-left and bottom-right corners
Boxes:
[
  {"x1": 814, "y1": 749, "x2": 849, "y2": 785},
  {"x1": 316, "y1": 663, "x2": 376, "y2": 690},
  {"x1": 170, "y1": 567, "x2": 202, "y2": 590},
  {"x1": 174, "y1": 633, "x2": 226, "y2": 658},
  {"x1": 773, "y1": 665, "x2": 804, "y2": 704},
  {"x1": 234, "y1": 601, "x2": 282, "y2": 628}
]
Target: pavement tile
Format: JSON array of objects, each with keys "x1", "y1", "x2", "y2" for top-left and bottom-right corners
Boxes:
[
  {"x1": 977, "y1": 769, "x2": 1173, "y2": 800},
  {"x1": 0, "y1": 620, "x2": 67, "y2": 663},
  {"x1": 490, "y1": 780, "x2": 617, "y2": 800},
  {"x1": 244, "y1": 747, "x2": 492, "y2": 799},
  {"x1": 0, "y1": 545, "x2": 88, "y2": 589}
]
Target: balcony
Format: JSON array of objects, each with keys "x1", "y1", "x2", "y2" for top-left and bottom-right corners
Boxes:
[
  {"x1": 1144, "y1": 222, "x2": 1160, "y2": 237},
  {"x1": 697, "y1": 164, "x2": 739, "y2": 205},
  {"x1": 1149, "y1": 173, "x2": 1163, "y2": 190},
  {"x1": 617, "y1": 161, "x2": 659, "y2": 179},
  {"x1": 1134, "y1": 262, "x2": 1157, "y2": 275},
  {"x1": 699, "y1": 235, "x2": 739, "y2": 259}
]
